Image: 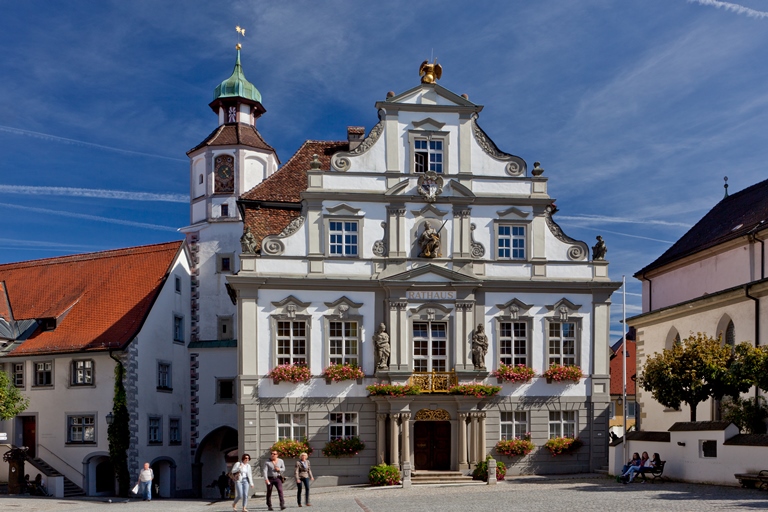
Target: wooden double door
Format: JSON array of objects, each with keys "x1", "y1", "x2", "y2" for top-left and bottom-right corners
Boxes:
[{"x1": 413, "y1": 421, "x2": 451, "y2": 470}]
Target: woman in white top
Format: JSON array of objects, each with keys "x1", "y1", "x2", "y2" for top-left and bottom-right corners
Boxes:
[{"x1": 231, "y1": 453, "x2": 253, "y2": 512}]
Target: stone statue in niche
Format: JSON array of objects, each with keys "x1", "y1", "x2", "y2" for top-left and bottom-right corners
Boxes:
[
  {"x1": 471, "y1": 324, "x2": 488, "y2": 370},
  {"x1": 373, "y1": 323, "x2": 390, "y2": 370},
  {"x1": 418, "y1": 221, "x2": 442, "y2": 258},
  {"x1": 240, "y1": 226, "x2": 257, "y2": 253},
  {"x1": 592, "y1": 236, "x2": 607, "y2": 261}
]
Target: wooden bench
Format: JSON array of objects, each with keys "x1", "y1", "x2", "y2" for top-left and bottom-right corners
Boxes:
[
  {"x1": 640, "y1": 460, "x2": 668, "y2": 483},
  {"x1": 735, "y1": 470, "x2": 768, "y2": 489}
]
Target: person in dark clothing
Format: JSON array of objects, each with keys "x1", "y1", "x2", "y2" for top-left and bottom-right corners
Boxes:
[{"x1": 217, "y1": 471, "x2": 229, "y2": 500}]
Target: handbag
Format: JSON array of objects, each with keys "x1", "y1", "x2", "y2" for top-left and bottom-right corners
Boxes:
[
  {"x1": 279, "y1": 475, "x2": 286, "y2": 483},
  {"x1": 131, "y1": 483, "x2": 139, "y2": 495}
]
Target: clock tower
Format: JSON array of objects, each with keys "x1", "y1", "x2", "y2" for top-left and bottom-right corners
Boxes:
[{"x1": 182, "y1": 46, "x2": 279, "y2": 344}]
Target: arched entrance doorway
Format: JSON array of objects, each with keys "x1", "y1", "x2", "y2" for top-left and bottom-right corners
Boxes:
[
  {"x1": 193, "y1": 426, "x2": 238, "y2": 499},
  {"x1": 413, "y1": 409, "x2": 451, "y2": 470},
  {"x1": 150, "y1": 457, "x2": 176, "y2": 499},
  {"x1": 83, "y1": 452, "x2": 115, "y2": 496}
]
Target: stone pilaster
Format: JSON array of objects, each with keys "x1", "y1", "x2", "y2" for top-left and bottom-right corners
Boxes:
[
  {"x1": 458, "y1": 413, "x2": 468, "y2": 469},
  {"x1": 390, "y1": 413, "x2": 401, "y2": 468},
  {"x1": 401, "y1": 413, "x2": 411, "y2": 465},
  {"x1": 377, "y1": 414, "x2": 387, "y2": 464}
]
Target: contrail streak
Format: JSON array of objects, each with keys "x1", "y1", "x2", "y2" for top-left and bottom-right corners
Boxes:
[
  {"x1": 689, "y1": 0, "x2": 768, "y2": 18},
  {"x1": 0, "y1": 125, "x2": 187, "y2": 162},
  {"x1": 0, "y1": 185, "x2": 187, "y2": 203},
  {"x1": 556, "y1": 214, "x2": 690, "y2": 228},
  {"x1": 0, "y1": 202, "x2": 179, "y2": 232}
]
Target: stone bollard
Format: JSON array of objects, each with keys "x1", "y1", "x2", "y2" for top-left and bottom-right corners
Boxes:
[
  {"x1": 487, "y1": 458, "x2": 497, "y2": 485},
  {"x1": 402, "y1": 461, "x2": 412, "y2": 489}
]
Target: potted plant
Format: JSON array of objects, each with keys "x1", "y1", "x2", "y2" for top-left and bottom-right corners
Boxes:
[
  {"x1": 271, "y1": 438, "x2": 313, "y2": 458},
  {"x1": 323, "y1": 363, "x2": 365, "y2": 383},
  {"x1": 366, "y1": 383, "x2": 422, "y2": 397},
  {"x1": 447, "y1": 383, "x2": 501, "y2": 398},
  {"x1": 494, "y1": 364, "x2": 536, "y2": 384},
  {"x1": 268, "y1": 363, "x2": 311, "y2": 384},
  {"x1": 472, "y1": 455, "x2": 507, "y2": 481},
  {"x1": 322, "y1": 436, "x2": 365, "y2": 458},
  {"x1": 368, "y1": 464, "x2": 401, "y2": 486},
  {"x1": 495, "y1": 434, "x2": 535, "y2": 457},
  {"x1": 542, "y1": 364, "x2": 582, "y2": 383},
  {"x1": 544, "y1": 437, "x2": 583, "y2": 456}
]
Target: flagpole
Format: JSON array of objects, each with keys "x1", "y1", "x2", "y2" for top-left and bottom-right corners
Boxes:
[{"x1": 622, "y1": 275, "x2": 628, "y2": 465}]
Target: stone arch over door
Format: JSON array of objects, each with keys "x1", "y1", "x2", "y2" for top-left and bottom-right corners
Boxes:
[
  {"x1": 82, "y1": 451, "x2": 114, "y2": 496},
  {"x1": 193, "y1": 426, "x2": 238, "y2": 498}
]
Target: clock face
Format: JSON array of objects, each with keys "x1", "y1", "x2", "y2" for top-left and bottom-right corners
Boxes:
[{"x1": 217, "y1": 165, "x2": 232, "y2": 179}]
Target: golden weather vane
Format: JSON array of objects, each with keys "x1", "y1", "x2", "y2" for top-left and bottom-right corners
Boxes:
[{"x1": 235, "y1": 25, "x2": 245, "y2": 50}]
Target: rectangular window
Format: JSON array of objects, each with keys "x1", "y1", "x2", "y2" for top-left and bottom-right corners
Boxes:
[
  {"x1": 216, "y1": 378, "x2": 235, "y2": 403},
  {"x1": 329, "y1": 321, "x2": 359, "y2": 366},
  {"x1": 701, "y1": 440, "x2": 717, "y2": 458},
  {"x1": 34, "y1": 361, "x2": 52, "y2": 387},
  {"x1": 13, "y1": 362, "x2": 24, "y2": 388},
  {"x1": 277, "y1": 413, "x2": 307, "y2": 440},
  {"x1": 329, "y1": 221, "x2": 358, "y2": 257},
  {"x1": 175, "y1": 276, "x2": 181, "y2": 293},
  {"x1": 173, "y1": 315, "x2": 184, "y2": 343},
  {"x1": 549, "y1": 411, "x2": 577, "y2": 439},
  {"x1": 499, "y1": 321, "x2": 527, "y2": 366},
  {"x1": 276, "y1": 321, "x2": 307, "y2": 366},
  {"x1": 169, "y1": 418, "x2": 181, "y2": 445},
  {"x1": 548, "y1": 322, "x2": 576, "y2": 366},
  {"x1": 67, "y1": 415, "x2": 95, "y2": 444},
  {"x1": 498, "y1": 225, "x2": 526, "y2": 260},
  {"x1": 148, "y1": 416, "x2": 162, "y2": 444},
  {"x1": 500, "y1": 411, "x2": 528, "y2": 440},
  {"x1": 329, "y1": 412, "x2": 358, "y2": 440},
  {"x1": 218, "y1": 317, "x2": 233, "y2": 340},
  {"x1": 413, "y1": 322, "x2": 447, "y2": 372},
  {"x1": 627, "y1": 401, "x2": 636, "y2": 418},
  {"x1": 414, "y1": 138, "x2": 443, "y2": 173},
  {"x1": 157, "y1": 362, "x2": 172, "y2": 390},
  {"x1": 221, "y1": 204, "x2": 229, "y2": 217},
  {"x1": 71, "y1": 360, "x2": 94, "y2": 386},
  {"x1": 610, "y1": 401, "x2": 616, "y2": 419},
  {"x1": 217, "y1": 253, "x2": 234, "y2": 273}
]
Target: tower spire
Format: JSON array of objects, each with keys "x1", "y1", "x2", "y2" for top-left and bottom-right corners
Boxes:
[{"x1": 723, "y1": 176, "x2": 729, "y2": 198}]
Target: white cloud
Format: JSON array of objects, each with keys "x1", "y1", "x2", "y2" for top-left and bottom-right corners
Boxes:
[
  {"x1": 689, "y1": 0, "x2": 768, "y2": 18},
  {"x1": 0, "y1": 203, "x2": 179, "y2": 232}
]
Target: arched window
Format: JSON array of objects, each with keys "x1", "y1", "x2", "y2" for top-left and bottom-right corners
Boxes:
[
  {"x1": 665, "y1": 327, "x2": 680, "y2": 350},
  {"x1": 725, "y1": 321, "x2": 735, "y2": 347}
]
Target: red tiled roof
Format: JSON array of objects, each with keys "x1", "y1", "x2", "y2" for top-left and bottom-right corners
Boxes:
[
  {"x1": 187, "y1": 123, "x2": 277, "y2": 155},
  {"x1": 0, "y1": 241, "x2": 183, "y2": 355},
  {"x1": 609, "y1": 338, "x2": 636, "y2": 395},
  {"x1": 243, "y1": 207, "x2": 302, "y2": 252}
]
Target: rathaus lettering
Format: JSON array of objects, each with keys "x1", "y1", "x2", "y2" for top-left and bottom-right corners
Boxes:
[{"x1": 407, "y1": 291, "x2": 456, "y2": 300}]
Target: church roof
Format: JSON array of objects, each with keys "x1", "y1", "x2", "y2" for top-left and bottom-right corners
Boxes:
[
  {"x1": 636, "y1": 178, "x2": 768, "y2": 276},
  {"x1": 0, "y1": 241, "x2": 183, "y2": 356},
  {"x1": 239, "y1": 140, "x2": 347, "y2": 251},
  {"x1": 187, "y1": 123, "x2": 276, "y2": 155},
  {"x1": 213, "y1": 49, "x2": 262, "y2": 104}
]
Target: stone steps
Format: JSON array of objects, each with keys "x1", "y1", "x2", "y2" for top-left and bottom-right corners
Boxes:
[{"x1": 411, "y1": 470, "x2": 480, "y2": 486}]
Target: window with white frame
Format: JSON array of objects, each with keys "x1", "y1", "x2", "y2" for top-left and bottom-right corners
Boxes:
[
  {"x1": 34, "y1": 361, "x2": 53, "y2": 387},
  {"x1": 500, "y1": 411, "x2": 528, "y2": 440},
  {"x1": 499, "y1": 321, "x2": 528, "y2": 366},
  {"x1": 414, "y1": 138, "x2": 443, "y2": 173},
  {"x1": 497, "y1": 225, "x2": 526, "y2": 260},
  {"x1": 329, "y1": 321, "x2": 359, "y2": 366},
  {"x1": 148, "y1": 416, "x2": 162, "y2": 444},
  {"x1": 627, "y1": 401, "x2": 637, "y2": 418},
  {"x1": 67, "y1": 414, "x2": 95, "y2": 443},
  {"x1": 549, "y1": 411, "x2": 577, "y2": 439},
  {"x1": 413, "y1": 322, "x2": 447, "y2": 372},
  {"x1": 169, "y1": 418, "x2": 181, "y2": 445},
  {"x1": 548, "y1": 322, "x2": 577, "y2": 366},
  {"x1": 610, "y1": 401, "x2": 616, "y2": 418},
  {"x1": 173, "y1": 315, "x2": 184, "y2": 343},
  {"x1": 71, "y1": 359, "x2": 94, "y2": 386},
  {"x1": 329, "y1": 220, "x2": 358, "y2": 257},
  {"x1": 329, "y1": 412, "x2": 358, "y2": 440},
  {"x1": 157, "y1": 362, "x2": 172, "y2": 390},
  {"x1": 277, "y1": 413, "x2": 307, "y2": 440},
  {"x1": 276, "y1": 321, "x2": 307, "y2": 365},
  {"x1": 13, "y1": 362, "x2": 24, "y2": 388}
]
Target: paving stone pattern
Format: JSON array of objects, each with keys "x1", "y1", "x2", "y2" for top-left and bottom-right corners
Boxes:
[{"x1": 2, "y1": 476, "x2": 768, "y2": 511}]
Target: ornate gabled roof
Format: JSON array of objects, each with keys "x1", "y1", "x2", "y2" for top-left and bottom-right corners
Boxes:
[
  {"x1": 187, "y1": 123, "x2": 276, "y2": 155},
  {"x1": 213, "y1": 49, "x2": 262, "y2": 104},
  {"x1": 636, "y1": 178, "x2": 768, "y2": 276},
  {"x1": 0, "y1": 241, "x2": 183, "y2": 355}
]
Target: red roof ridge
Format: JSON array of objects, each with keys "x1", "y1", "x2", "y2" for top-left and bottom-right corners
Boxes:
[{"x1": 0, "y1": 240, "x2": 183, "y2": 270}]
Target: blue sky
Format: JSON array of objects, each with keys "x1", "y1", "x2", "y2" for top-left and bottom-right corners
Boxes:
[{"x1": 1, "y1": 0, "x2": 767, "y2": 337}]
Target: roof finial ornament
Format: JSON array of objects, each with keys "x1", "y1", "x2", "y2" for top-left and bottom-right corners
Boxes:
[
  {"x1": 723, "y1": 176, "x2": 729, "y2": 198},
  {"x1": 235, "y1": 25, "x2": 246, "y2": 50},
  {"x1": 419, "y1": 59, "x2": 442, "y2": 84}
]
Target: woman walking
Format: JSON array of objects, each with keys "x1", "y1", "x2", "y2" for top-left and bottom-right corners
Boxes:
[
  {"x1": 295, "y1": 452, "x2": 315, "y2": 507},
  {"x1": 231, "y1": 454, "x2": 253, "y2": 512}
]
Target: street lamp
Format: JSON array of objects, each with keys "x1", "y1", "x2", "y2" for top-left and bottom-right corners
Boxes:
[{"x1": 106, "y1": 412, "x2": 114, "y2": 425}]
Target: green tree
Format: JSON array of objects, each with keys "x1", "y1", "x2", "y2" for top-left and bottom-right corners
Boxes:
[
  {"x1": 639, "y1": 333, "x2": 749, "y2": 421},
  {"x1": 0, "y1": 370, "x2": 29, "y2": 420},
  {"x1": 108, "y1": 359, "x2": 131, "y2": 497}
]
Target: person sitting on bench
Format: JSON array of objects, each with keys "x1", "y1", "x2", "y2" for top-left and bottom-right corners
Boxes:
[{"x1": 623, "y1": 451, "x2": 651, "y2": 483}]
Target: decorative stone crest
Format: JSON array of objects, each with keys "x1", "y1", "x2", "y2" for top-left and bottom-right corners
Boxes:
[
  {"x1": 414, "y1": 408, "x2": 451, "y2": 421},
  {"x1": 544, "y1": 204, "x2": 588, "y2": 261},
  {"x1": 471, "y1": 115, "x2": 527, "y2": 175},
  {"x1": 417, "y1": 170, "x2": 444, "y2": 203},
  {"x1": 470, "y1": 223, "x2": 485, "y2": 259},
  {"x1": 372, "y1": 221, "x2": 388, "y2": 257},
  {"x1": 331, "y1": 122, "x2": 384, "y2": 171}
]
